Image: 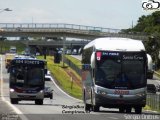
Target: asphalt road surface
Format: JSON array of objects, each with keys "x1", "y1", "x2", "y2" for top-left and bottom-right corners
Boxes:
[{"x1": 0, "y1": 55, "x2": 160, "y2": 120}]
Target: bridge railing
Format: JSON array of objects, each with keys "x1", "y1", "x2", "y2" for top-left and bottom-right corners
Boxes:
[
  {"x1": 0, "y1": 23, "x2": 120, "y2": 33},
  {"x1": 0, "y1": 23, "x2": 148, "y2": 40}
]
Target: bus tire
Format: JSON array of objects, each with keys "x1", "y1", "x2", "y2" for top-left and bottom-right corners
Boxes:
[
  {"x1": 119, "y1": 107, "x2": 125, "y2": 113},
  {"x1": 11, "y1": 99, "x2": 18, "y2": 104},
  {"x1": 93, "y1": 105, "x2": 100, "y2": 112},
  {"x1": 135, "y1": 107, "x2": 142, "y2": 114},
  {"x1": 83, "y1": 91, "x2": 91, "y2": 112},
  {"x1": 85, "y1": 103, "x2": 91, "y2": 112},
  {"x1": 126, "y1": 107, "x2": 132, "y2": 113},
  {"x1": 35, "y1": 99, "x2": 43, "y2": 105}
]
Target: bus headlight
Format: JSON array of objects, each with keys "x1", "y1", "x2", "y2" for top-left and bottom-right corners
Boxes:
[
  {"x1": 136, "y1": 92, "x2": 146, "y2": 97},
  {"x1": 40, "y1": 90, "x2": 44, "y2": 93},
  {"x1": 94, "y1": 86, "x2": 107, "y2": 95},
  {"x1": 10, "y1": 89, "x2": 15, "y2": 92}
]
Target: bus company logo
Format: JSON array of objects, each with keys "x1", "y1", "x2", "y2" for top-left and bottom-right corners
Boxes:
[
  {"x1": 142, "y1": 0, "x2": 160, "y2": 11},
  {"x1": 114, "y1": 90, "x2": 129, "y2": 95},
  {"x1": 96, "y1": 52, "x2": 102, "y2": 61}
]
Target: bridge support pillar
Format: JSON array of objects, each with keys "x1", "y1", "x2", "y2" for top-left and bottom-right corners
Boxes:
[{"x1": 62, "y1": 36, "x2": 66, "y2": 67}]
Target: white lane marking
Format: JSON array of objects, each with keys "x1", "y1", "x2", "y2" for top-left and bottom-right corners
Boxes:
[
  {"x1": 51, "y1": 77, "x2": 82, "y2": 102},
  {"x1": 0, "y1": 55, "x2": 29, "y2": 120},
  {"x1": 107, "y1": 117, "x2": 118, "y2": 119}
]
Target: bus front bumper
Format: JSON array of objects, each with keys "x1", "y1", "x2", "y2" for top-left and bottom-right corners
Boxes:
[
  {"x1": 95, "y1": 93, "x2": 146, "y2": 108},
  {"x1": 10, "y1": 91, "x2": 44, "y2": 100}
]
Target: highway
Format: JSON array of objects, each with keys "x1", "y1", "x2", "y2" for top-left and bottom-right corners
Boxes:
[{"x1": 0, "y1": 55, "x2": 160, "y2": 120}]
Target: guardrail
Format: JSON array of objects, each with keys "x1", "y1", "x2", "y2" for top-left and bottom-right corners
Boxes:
[
  {"x1": 64, "y1": 56, "x2": 81, "y2": 76},
  {"x1": 147, "y1": 93, "x2": 160, "y2": 111}
]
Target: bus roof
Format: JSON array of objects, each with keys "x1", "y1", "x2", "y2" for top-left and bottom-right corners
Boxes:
[{"x1": 84, "y1": 37, "x2": 145, "y2": 51}]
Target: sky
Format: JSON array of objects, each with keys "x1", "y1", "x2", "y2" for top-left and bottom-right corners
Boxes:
[{"x1": 0, "y1": 0, "x2": 151, "y2": 29}]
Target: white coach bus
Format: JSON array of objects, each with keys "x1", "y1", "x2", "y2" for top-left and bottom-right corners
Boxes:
[{"x1": 82, "y1": 37, "x2": 147, "y2": 114}]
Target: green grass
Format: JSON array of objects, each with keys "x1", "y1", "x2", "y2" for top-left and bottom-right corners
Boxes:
[
  {"x1": 155, "y1": 69, "x2": 160, "y2": 78},
  {"x1": 65, "y1": 55, "x2": 82, "y2": 69},
  {"x1": 37, "y1": 56, "x2": 82, "y2": 99},
  {"x1": 143, "y1": 105, "x2": 152, "y2": 111}
]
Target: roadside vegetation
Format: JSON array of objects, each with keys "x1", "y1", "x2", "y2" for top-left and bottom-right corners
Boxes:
[
  {"x1": 121, "y1": 11, "x2": 160, "y2": 71},
  {"x1": 65, "y1": 55, "x2": 82, "y2": 69},
  {"x1": 37, "y1": 56, "x2": 82, "y2": 99}
]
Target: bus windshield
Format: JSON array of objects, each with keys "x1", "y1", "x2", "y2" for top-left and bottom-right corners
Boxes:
[
  {"x1": 95, "y1": 51, "x2": 146, "y2": 89},
  {"x1": 27, "y1": 68, "x2": 43, "y2": 86},
  {"x1": 10, "y1": 66, "x2": 44, "y2": 87}
]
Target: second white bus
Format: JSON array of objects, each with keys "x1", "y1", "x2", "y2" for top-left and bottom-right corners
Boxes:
[{"x1": 82, "y1": 37, "x2": 147, "y2": 114}]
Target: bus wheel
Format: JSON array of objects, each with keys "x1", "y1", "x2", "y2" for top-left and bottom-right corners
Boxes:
[
  {"x1": 126, "y1": 107, "x2": 132, "y2": 113},
  {"x1": 35, "y1": 99, "x2": 43, "y2": 105},
  {"x1": 85, "y1": 103, "x2": 91, "y2": 112},
  {"x1": 135, "y1": 107, "x2": 142, "y2": 114},
  {"x1": 11, "y1": 99, "x2": 18, "y2": 104},
  {"x1": 119, "y1": 107, "x2": 125, "y2": 113},
  {"x1": 93, "y1": 105, "x2": 100, "y2": 112}
]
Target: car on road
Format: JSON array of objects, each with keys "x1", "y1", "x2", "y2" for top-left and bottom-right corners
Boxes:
[
  {"x1": 66, "y1": 49, "x2": 72, "y2": 55},
  {"x1": 147, "y1": 84, "x2": 157, "y2": 93},
  {"x1": 156, "y1": 84, "x2": 160, "y2": 92},
  {"x1": 45, "y1": 71, "x2": 53, "y2": 81},
  {"x1": 44, "y1": 87, "x2": 53, "y2": 99}
]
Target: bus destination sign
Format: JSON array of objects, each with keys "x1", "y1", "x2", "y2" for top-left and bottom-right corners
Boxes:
[{"x1": 14, "y1": 59, "x2": 41, "y2": 65}]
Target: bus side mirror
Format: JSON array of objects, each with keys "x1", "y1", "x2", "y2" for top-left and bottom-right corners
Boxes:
[{"x1": 90, "y1": 52, "x2": 95, "y2": 69}]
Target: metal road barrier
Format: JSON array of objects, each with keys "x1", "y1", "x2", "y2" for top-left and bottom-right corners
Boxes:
[
  {"x1": 64, "y1": 56, "x2": 81, "y2": 76},
  {"x1": 146, "y1": 93, "x2": 160, "y2": 111}
]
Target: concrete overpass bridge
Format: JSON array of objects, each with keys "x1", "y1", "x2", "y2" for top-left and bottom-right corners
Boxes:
[
  {"x1": 0, "y1": 23, "x2": 148, "y2": 55},
  {"x1": 0, "y1": 23, "x2": 147, "y2": 40}
]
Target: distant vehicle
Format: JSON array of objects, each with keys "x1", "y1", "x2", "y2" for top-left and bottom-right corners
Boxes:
[
  {"x1": 45, "y1": 71, "x2": 53, "y2": 81},
  {"x1": 147, "y1": 84, "x2": 157, "y2": 93},
  {"x1": 9, "y1": 58, "x2": 47, "y2": 105},
  {"x1": 82, "y1": 37, "x2": 147, "y2": 114},
  {"x1": 9, "y1": 46, "x2": 17, "y2": 53},
  {"x1": 157, "y1": 85, "x2": 160, "y2": 92},
  {"x1": 72, "y1": 49, "x2": 77, "y2": 55},
  {"x1": 147, "y1": 54, "x2": 154, "y2": 79},
  {"x1": 36, "y1": 52, "x2": 40, "y2": 56},
  {"x1": 5, "y1": 53, "x2": 16, "y2": 69},
  {"x1": 44, "y1": 87, "x2": 53, "y2": 99},
  {"x1": 66, "y1": 49, "x2": 72, "y2": 55}
]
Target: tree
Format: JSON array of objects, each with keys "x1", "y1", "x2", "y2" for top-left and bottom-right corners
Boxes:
[
  {"x1": 145, "y1": 35, "x2": 160, "y2": 68},
  {"x1": 122, "y1": 11, "x2": 160, "y2": 68}
]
